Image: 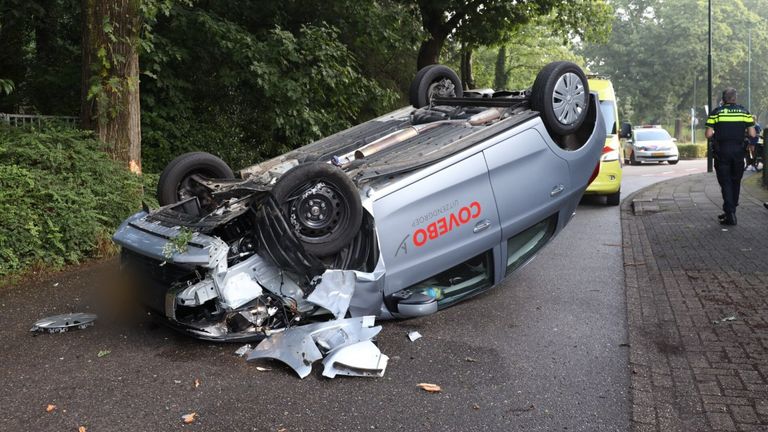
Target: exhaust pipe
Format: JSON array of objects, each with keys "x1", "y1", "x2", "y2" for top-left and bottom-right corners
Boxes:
[{"x1": 336, "y1": 108, "x2": 505, "y2": 163}]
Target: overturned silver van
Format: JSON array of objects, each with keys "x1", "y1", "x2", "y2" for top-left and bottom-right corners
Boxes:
[{"x1": 114, "y1": 61, "x2": 605, "y2": 344}]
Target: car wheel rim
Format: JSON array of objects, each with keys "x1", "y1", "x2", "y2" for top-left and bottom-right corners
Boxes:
[
  {"x1": 288, "y1": 182, "x2": 348, "y2": 243},
  {"x1": 552, "y1": 72, "x2": 586, "y2": 125},
  {"x1": 427, "y1": 78, "x2": 456, "y2": 101}
]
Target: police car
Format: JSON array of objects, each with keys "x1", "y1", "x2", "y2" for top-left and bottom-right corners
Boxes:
[{"x1": 624, "y1": 125, "x2": 679, "y2": 165}]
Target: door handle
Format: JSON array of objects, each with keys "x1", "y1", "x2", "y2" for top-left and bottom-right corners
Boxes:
[
  {"x1": 550, "y1": 184, "x2": 565, "y2": 196},
  {"x1": 473, "y1": 219, "x2": 491, "y2": 233}
]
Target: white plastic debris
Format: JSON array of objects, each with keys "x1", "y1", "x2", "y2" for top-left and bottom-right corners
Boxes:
[
  {"x1": 408, "y1": 331, "x2": 422, "y2": 342},
  {"x1": 712, "y1": 315, "x2": 737, "y2": 324},
  {"x1": 30, "y1": 313, "x2": 97, "y2": 333},
  {"x1": 234, "y1": 344, "x2": 252, "y2": 357}
]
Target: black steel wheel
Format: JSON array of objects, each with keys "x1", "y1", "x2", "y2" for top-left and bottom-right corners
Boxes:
[{"x1": 271, "y1": 162, "x2": 362, "y2": 257}]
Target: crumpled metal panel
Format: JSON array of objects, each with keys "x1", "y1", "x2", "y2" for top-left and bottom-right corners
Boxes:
[
  {"x1": 321, "y1": 340, "x2": 389, "y2": 378},
  {"x1": 246, "y1": 316, "x2": 381, "y2": 379},
  {"x1": 306, "y1": 270, "x2": 356, "y2": 319}
]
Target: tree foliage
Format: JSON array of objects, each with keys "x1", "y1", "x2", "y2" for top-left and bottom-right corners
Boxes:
[
  {"x1": 139, "y1": 3, "x2": 403, "y2": 172},
  {"x1": 405, "y1": 0, "x2": 613, "y2": 69},
  {"x1": 581, "y1": 0, "x2": 768, "y2": 124}
]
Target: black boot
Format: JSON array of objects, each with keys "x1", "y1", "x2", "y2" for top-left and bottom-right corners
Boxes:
[{"x1": 720, "y1": 212, "x2": 737, "y2": 225}]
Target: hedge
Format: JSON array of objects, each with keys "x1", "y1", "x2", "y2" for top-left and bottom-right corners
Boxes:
[
  {"x1": 0, "y1": 127, "x2": 151, "y2": 278},
  {"x1": 676, "y1": 144, "x2": 708, "y2": 159}
]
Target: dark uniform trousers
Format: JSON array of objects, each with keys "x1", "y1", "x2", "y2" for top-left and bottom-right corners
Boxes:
[{"x1": 714, "y1": 141, "x2": 745, "y2": 214}]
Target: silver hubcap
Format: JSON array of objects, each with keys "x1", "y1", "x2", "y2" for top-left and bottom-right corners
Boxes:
[{"x1": 552, "y1": 72, "x2": 586, "y2": 125}]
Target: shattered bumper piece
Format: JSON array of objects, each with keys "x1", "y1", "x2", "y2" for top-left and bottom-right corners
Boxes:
[
  {"x1": 246, "y1": 316, "x2": 382, "y2": 379},
  {"x1": 30, "y1": 313, "x2": 97, "y2": 333},
  {"x1": 321, "y1": 340, "x2": 389, "y2": 378}
]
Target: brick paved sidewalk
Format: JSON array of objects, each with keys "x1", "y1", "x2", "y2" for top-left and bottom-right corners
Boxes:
[{"x1": 622, "y1": 172, "x2": 768, "y2": 432}]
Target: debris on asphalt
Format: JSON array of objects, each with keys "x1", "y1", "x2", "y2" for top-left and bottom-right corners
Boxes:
[
  {"x1": 53, "y1": 282, "x2": 59, "y2": 287},
  {"x1": 78, "y1": 426, "x2": 87, "y2": 432},
  {"x1": 97, "y1": 350, "x2": 111, "y2": 358},
  {"x1": 246, "y1": 316, "x2": 385, "y2": 379},
  {"x1": 417, "y1": 383, "x2": 442, "y2": 393},
  {"x1": 713, "y1": 315, "x2": 736, "y2": 324},
  {"x1": 321, "y1": 341, "x2": 389, "y2": 378},
  {"x1": 30, "y1": 313, "x2": 97, "y2": 333},
  {"x1": 45, "y1": 404, "x2": 56, "y2": 413},
  {"x1": 182, "y1": 412, "x2": 198, "y2": 424},
  {"x1": 407, "y1": 331, "x2": 422, "y2": 342},
  {"x1": 234, "y1": 344, "x2": 252, "y2": 357},
  {"x1": 472, "y1": 403, "x2": 480, "y2": 410},
  {"x1": 465, "y1": 357, "x2": 477, "y2": 362},
  {"x1": 194, "y1": 378, "x2": 201, "y2": 388},
  {"x1": 255, "y1": 366, "x2": 271, "y2": 372}
]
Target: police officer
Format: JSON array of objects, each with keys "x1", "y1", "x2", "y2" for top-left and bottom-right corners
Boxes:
[{"x1": 705, "y1": 88, "x2": 756, "y2": 225}]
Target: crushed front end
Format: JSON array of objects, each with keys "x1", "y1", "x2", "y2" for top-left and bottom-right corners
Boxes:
[{"x1": 114, "y1": 182, "x2": 381, "y2": 343}]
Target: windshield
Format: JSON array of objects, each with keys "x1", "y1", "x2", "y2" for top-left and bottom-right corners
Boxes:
[
  {"x1": 635, "y1": 129, "x2": 671, "y2": 141},
  {"x1": 599, "y1": 100, "x2": 617, "y2": 135}
]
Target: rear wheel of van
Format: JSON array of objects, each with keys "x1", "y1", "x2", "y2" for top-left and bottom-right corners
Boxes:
[{"x1": 531, "y1": 61, "x2": 590, "y2": 136}]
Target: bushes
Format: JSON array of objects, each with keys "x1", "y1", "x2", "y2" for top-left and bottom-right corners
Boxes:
[
  {"x1": 677, "y1": 144, "x2": 707, "y2": 159},
  {"x1": 0, "y1": 127, "x2": 147, "y2": 277}
]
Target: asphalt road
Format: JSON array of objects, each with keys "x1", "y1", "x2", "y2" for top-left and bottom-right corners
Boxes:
[{"x1": 0, "y1": 160, "x2": 707, "y2": 432}]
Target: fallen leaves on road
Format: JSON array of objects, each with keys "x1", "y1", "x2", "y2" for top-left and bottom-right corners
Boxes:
[
  {"x1": 182, "y1": 412, "x2": 198, "y2": 424},
  {"x1": 194, "y1": 378, "x2": 201, "y2": 389},
  {"x1": 417, "y1": 383, "x2": 442, "y2": 393},
  {"x1": 97, "y1": 350, "x2": 111, "y2": 358},
  {"x1": 78, "y1": 427, "x2": 87, "y2": 432},
  {"x1": 45, "y1": 404, "x2": 56, "y2": 413}
]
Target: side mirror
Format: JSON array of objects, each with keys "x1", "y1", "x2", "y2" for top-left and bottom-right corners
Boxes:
[{"x1": 619, "y1": 122, "x2": 632, "y2": 139}]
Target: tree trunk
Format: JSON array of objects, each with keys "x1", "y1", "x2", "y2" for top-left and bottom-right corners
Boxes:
[
  {"x1": 460, "y1": 47, "x2": 475, "y2": 90},
  {"x1": 80, "y1": 0, "x2": 142, "y2": 174},
  {"x1": 416, "y1": 37, "x2": 444, "y2": 70},
  {"x1": 494, "y1": 46, "x2": 508, "y2": 90}
]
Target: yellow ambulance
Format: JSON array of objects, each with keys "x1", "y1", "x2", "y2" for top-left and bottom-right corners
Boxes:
[{"x1": 584, "y1": 77, "x2": 623, "y2": 205}]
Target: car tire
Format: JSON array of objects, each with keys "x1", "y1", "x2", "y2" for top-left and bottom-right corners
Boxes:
[
  {"x1": 668, "y1": 160, "x2": 679, "y2": 165},
  {"x1": 157, "y1": 152, "x2": 235, "y2": 206},
  {"x1": 606, "y1": 190, "x2": 620, "y2": 206},
  {"x1": 530, "y1": 61, "x2": 590, "y2": 136},
  {"x1": 409, "y1": 64, "x2": 463, "y2": 108},
  {"x1": 271, "y1": 162, "x2": 363, "y2": 257}
]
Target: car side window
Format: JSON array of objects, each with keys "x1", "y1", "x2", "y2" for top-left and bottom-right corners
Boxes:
[
  {"x1": 506, "y1": 214, "x2": 558, "y2": 276},
  {"x1": 401, "y1": 250, "x2": 494, "y2": 307}
]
